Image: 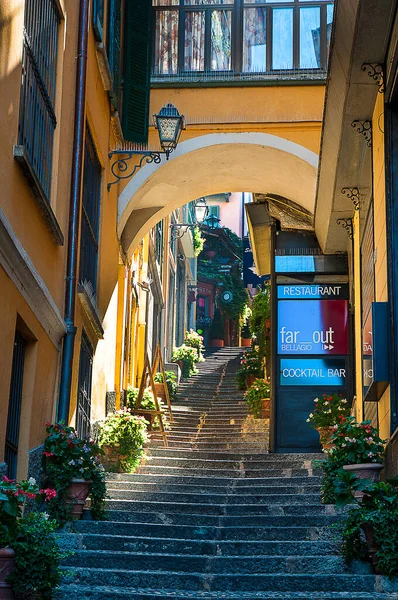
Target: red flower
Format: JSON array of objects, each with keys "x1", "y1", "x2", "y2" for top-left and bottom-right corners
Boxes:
[
  {"x1": 39, "y1": 488, "x2": 57, "y2": 501},
  {"x1": 43, "y1": 451, "x2": 54, "y2": 458},
  {"x1": 2, "y1": 476, "x2": 15, "y2": 483},
  {"x1": 45, "y1": 421, "x2": 51, "y2": 427}
]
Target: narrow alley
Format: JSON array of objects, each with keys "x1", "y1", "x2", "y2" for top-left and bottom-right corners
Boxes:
[{"x1": 57, "y1": 349, "x2": 394, "y2": 599}]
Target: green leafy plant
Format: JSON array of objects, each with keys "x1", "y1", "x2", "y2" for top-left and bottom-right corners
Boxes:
[
  {"x1": 98, "y1": 408, "x2": 148, "y2": 473},
  {"x1": 193, "y1": 226, "x2": 205, "y2": 256},
  {"x1": 208, "y1": 309, "x2": 225, "y2": 341},
  {"x1": 219, "y1": 275, "x2": 249, "y2": 321},
  {"x1": 8, "y1": 512, "x2": 65, "y2": 599},
  {"x1": 184, "y1": 329, "x2": 205, "y2": 361},
  {"x1": 172, "y1": 345, "x2": 199, "y2": 377},
  {"x1": 126, "y1": 387, "x2": 170, "y2": 429},
  {"x1": 154, "y1": 371, "x2": 178, "y2": 399},
  {"x1": 235, "y1": 348, "x2": 263, "y2": 389},
  {"x1": 334, "y1": 474, "x2": 398, "y2": 577},
  {"x1": 328, "y1": 417, "x2": 386, "y2": 465},
  {"x1": 0, "y1": 477, "x2": 56, "y2": 548},
  {"x1": 42, "y1": 422, "x2": 106, "y2": 523},
  {"x1": 244, "y1": 378, "x2": 270, "y2": 418},
  {"x1": 306, "y1": 393, "x2": 350, "y2": 429},
  {"x1": 248, "y1": 286, "x2": 271, "y2": 359}
]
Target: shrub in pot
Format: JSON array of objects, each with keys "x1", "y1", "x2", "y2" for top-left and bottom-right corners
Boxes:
[
  {"x1": 235, "y1": 348, "x2": 263, "y2": 390},
  {"x1": 171, "y1": 345, "x2": 199, "y2": 378},
  {"x1": 306, "y1": 393, "x2": 350, "y2": 449},
  {"x1": 98, "y1": 408, "x2": 148, "y2": 473},
  {"x1": 153, "y1": 371, "x2": 178, "y2": 400},
  {"x1": 244, "y1": 378, "x2": 270, "y2": 418},
  {"x1": 334, "y1": 472, "x2": 398, "y2": 576},
  {"x1": 184, "y1": 329, "x2": 205, "y2": 362},
  {"x1": 208, "y1": 309, "x2": 225, "y2": 347},
  {"x1": 42, "y1": 423, "x2": 106, "y2": 523}
]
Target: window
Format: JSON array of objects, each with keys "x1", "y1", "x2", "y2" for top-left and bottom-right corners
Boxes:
[
  {"x1": 155, "y1": 220, "x2": 165, "y2": 278},
  {"x1": 4, "y1": 332, "x2": 26, "y2": 479},
  {"x1": 107, "y1": 0, "x2": 122, "y2": 108},
  {"x1": 153, "y1": 0, "x2": 333, "y2": 77},
  {"x1": 17, "y1": 0, "x2": 60, "y2": 202},
  {"x1": 76, "y1": 331, "x2": 94, "y2": 439},
  {"x1": 79, "y1": 128, "x2": 102, "y2": 295}
]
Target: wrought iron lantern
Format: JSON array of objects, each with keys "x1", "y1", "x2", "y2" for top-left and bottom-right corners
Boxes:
[
  {"x1": 153, "y1": 104, "x2": 186, "y2": 157},
  {"x1": 170, "y1": 198, "x2": 209, "y2": 243}
]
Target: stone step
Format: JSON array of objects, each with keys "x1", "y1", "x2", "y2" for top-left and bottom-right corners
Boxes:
[
  {"x1": 140, "y1": 457, "x2": 312, "y2": 468},
  {"x1": 105, "y1": 481, "x2": 321, "y2": 495},
  {"x1": 57, "y1": 585, "x2": 398, "y2": 600},
  {"x1": 105, "y1": 488, "x2": 322, "y2": 503},
  {"x1": 147, "y1": 450, "x2": 283, "y2": 461},
  {"x1": 136, "y1": 466, "x2": 321, "y2": 478},
  {"x1": 59, "y1": 533, "x2": 338, "y2": 556},
  {"x1": 61, "y1": 570, "x2": 398, "y2": 593},
  {"x1": 71, "y1": 520, "x2": 338, "y2": 541},
  {"x1": 105, "y1": 473, "x2": 322, "y2": 486},
  {"x1": 63, "y1": 551, "x2": 372, "y2": 575}
]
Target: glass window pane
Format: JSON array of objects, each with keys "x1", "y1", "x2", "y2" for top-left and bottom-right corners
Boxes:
[
  {"x1": 153, "y1": 0, "x2": 179, "y2": 5},
  {"x1": 327, "y1": 4, "x2": 334, "y2": 57},
  {"x1": 245, "y1": 1, "x2": 289, "y2": 4},
  {"x1": 185, "y1": 11, "x2": 205, "y2": 70},
  {"x1": 272, "y1": 8, "x2": 293, "y2": 69},
  {"x1": 185, "y1": 0, "x2": 232, "y2": 4},
  {"x1": 211, "y1": 10, "x2": 232, "y2": 70},
  {"x1": 243, "y1": 8, "x2": 266, "y2": 72},
  {"x1": 154, "y1": 11, "x2": 179, "y2": 74},
  {"x1": 300, "y1": 7, "x2": 320, "y2": 68}
]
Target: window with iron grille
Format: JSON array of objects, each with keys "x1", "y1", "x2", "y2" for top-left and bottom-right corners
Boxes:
[
  {"x1": 152, "y1": 0, "x2": 333, "y2": 78},
  {"x1": 17, "y1": 0, "x2": 60, "y2": 202},
  {"x1": 4, "y1": 332, "x2": 26, "y2": 480},
  {"x1": 107, "y1": 0, "x2": 122, "y2": 109},
  {"x1": 76, "y1": 331, "x2": 94, "y2": 439},
  {"x1": 79, "y1": 128, "x2": 102, "y2": 295}
]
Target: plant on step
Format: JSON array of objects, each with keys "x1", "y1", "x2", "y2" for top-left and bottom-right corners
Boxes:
[
  {"x1": 235, "y1": 348, "x2": 263, "y2": 389},
  {"x1": 0, "y1": 476, "x2": 56, "y2": 548},
  {"x1": 327, "y1": 417, "x2": 386, "y2": 466},
  {"x1": 184, "y1": 329, "x2": 205, "y2": 362},
  {"x1": 172, "y1": 345, "x2": 199, "y2": 377},
  {"x1": 244, "y1": 378, "x2": 270, "y2": 418},
  {"x1": 7, "y1": 511, "x2": 66, "y2": 599},
  {"x1": 306, "y1": 393, "x2": 350, "y2": 430},
  {"x1": 97, "y1": 408, "x2": 149, "y2": 473},
  {"x1": 153, "y1": 370, "x2": 178, "y2": 399},
  {"x1": 333, "y1": 471, "x2": 398, "y2": 577},
  {"x1": 126, "y1": 387, "x2": 170, "y2": 430},
  {"x1": 41, "y1": 422, "x2": 107, "y2": 524}
]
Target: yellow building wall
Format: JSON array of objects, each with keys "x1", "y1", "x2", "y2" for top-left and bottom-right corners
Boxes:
[{"x1": 372, "y1": 93, "x2": 390, "y2": 440}]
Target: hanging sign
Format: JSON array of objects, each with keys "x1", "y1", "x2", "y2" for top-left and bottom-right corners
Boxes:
[{"x1": 278, "y1": 300, "x2": 348, "y2": 355}]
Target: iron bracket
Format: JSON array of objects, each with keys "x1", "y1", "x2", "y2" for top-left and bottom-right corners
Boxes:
[
  {"x1": 351, "y1": 120, "x2": 372, "y2": 147},
  {"x1": 341, "y1": 187, "x2": 361, "y2": 210},
  {"x1": 336, "y1": 218, "x2": 354, "y2": 240},
  {"x1": 361, "y1": 62, "x2": 385, "y2": 93},
  {"x1": 107, "y1": 149, "x2": 171, "y2": 190}
]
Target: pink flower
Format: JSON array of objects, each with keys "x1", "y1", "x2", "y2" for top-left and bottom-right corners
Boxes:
[
  {"x1": 43, "y1": 451, "x2": 54, "y2": 458},
  {"x1": 39, "y1": 488, "x2": 57, "y2": 501}
]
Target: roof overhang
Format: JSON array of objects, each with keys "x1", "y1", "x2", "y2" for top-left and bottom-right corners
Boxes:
[
  {"x1": 245, "y1": 202, "x2": 273, "y2": 276},
  {"x1": 315, "y1": 0, "x2": 397, "y2": 252}
]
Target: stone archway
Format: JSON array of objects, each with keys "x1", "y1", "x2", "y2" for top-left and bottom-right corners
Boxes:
[{"x1": 117, "y1": 132, "x2": 319, "y2": 257}]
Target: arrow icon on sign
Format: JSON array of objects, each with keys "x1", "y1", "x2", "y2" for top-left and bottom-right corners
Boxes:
[{"x1": 323, "y1": 344, "x2": 335, "y2": 350}]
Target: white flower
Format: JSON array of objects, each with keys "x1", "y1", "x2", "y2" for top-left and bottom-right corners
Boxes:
[
  {"x1": 309, "y1": 413, "x2": 313, "y2": 418},
  {"x1": 342, "y1": 443, "x2": 346, "y2": 447},
  {"x1": 42, "y1": 512, "x2": 50, "y2": 520},
  {"x1": 28, "y1": 477, "x2": 36, "y2": 485},
  {"x1": 333, "y1": 424, "x2": 339, "y2": 430},
  {"x1": 314, "y1": 398, "x2": 319, "y2": 403},
  {"x1": 341, "y1": 399, "x2": 347, "y2": 404},
  {"x1": 306, "y1": 418, "x2": 310, "y2": 422}
]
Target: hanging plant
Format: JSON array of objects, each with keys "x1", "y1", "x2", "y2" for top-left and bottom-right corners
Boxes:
[{"x1": 193, "y1": 227, "x2": 205, "y2": 257}]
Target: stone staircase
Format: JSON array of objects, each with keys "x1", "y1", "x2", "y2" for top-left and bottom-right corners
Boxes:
[{"x1": 58, "y1": 347, "x2": 398, "y2": 599}]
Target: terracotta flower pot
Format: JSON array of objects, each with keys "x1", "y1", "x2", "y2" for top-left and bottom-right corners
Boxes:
[
  {"x1": 210, "y1": 339, "x2": 224, "y2": 348},
  {"x1": 0, "y1": 547, "x2": 15, "y2": 599},
  {"x1": 261, "y1": 398, "x2": 270, "y2": 419},
  {"x1": 65, "y1": 478, "x2": 92, "y2": 520},
  {"x1": 343, "y1": 463, "x2": 384, "y2": 501},
  {"x1": 316, "y1": 426, "x2": 335, "y2": 450},
  {"x1": 241, "y1": 338, "x2": 251, "y2": 347},
  {"x1": 102, "y1": 446, "x2": 128, "y2": 473},
  {"x1": 245, "y1": 374, "x2": 256, "y2": 389}
]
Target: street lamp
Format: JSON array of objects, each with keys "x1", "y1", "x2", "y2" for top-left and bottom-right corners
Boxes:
[
  {"x1": 170, "y1": 198, "x2": 209, "y2": 243},
  {"x1": 205, "y1": 213, "x2": 221, "y2": 229},
  {"x1": 108, "y1": 103, "x2": 186, "y2": 189}
]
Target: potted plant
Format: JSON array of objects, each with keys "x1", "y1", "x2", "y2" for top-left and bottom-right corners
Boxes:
[
  {"x1": 240, "y1": 323, "x2": 251, "y2": 347},
  {"x1": 42, "y1": 423, "x2": 106, "y2": 523},
  {"x1": 208, "y1": 309, "x2": 225, "y2": 348},
  {"x1": 235, "y1": 348, "x2": 263, "y2": 390},
  {"x1": 8, "y1": 511, "x2": 65, "y2": 600},
  {"x1": 0, "y1": 476, "x2": 57, "y2": 599},
  {"x1": 153, "y1": 371, "x2": 178, "y2": 401},
  {"x1": 306, "y1": 393, "x2": 350, "y2": 449},
  {"x1": 171, "y1": 345, "x2": 199, "y2": 377},
  {"x1": 184, "y1": 329, "x2": 205, "y2": 362},
  {"x1": 334, "y1": 472, "x2": 398, "y2": 576},
  {"x1": 244, "y1": 378, "x2": 270, "y2": 418},
  {"x1": 328, "y1": 417, "x2": 386, "y2": 495},
  {"x1": 98, "y1": 408, "x2": 148, "y2": 473}
]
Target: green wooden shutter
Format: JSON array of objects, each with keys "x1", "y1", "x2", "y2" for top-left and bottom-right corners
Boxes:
[
  {"x1": 107, "y1": 0, "x2": 122, "y2": 109},
  {"x1": 93, "y1": 0, "x2": 104, "y2": 42},
  {"x1": 122, "y1": 0, "x2": 153, "y2": 143}
]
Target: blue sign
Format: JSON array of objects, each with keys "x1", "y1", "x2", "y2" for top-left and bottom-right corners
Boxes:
[
  {"x1": 278, "y1": 300, "x2": 348, "y2": 355},
  {"x1": 277, "y1": 285, "x2": 348, "y2": 300},
  {"x1": 280, "y1": 358, "x2": 347, "y2": 386}
]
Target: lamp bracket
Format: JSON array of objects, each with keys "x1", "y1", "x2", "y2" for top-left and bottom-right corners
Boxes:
[
  {"x1": 107, "y1": 149, "x2": 171, "y2": 190},
  {"x1": 169, "y1": 223, "x2": 196, "y2": 244},
  {"x1": 361, "y1": 63, "x2": 385, "y2": 93}
]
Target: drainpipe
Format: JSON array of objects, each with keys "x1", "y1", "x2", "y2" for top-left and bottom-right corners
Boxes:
[{"x1": 57, "y1": 0, "x2": 89, "y2": 422}]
